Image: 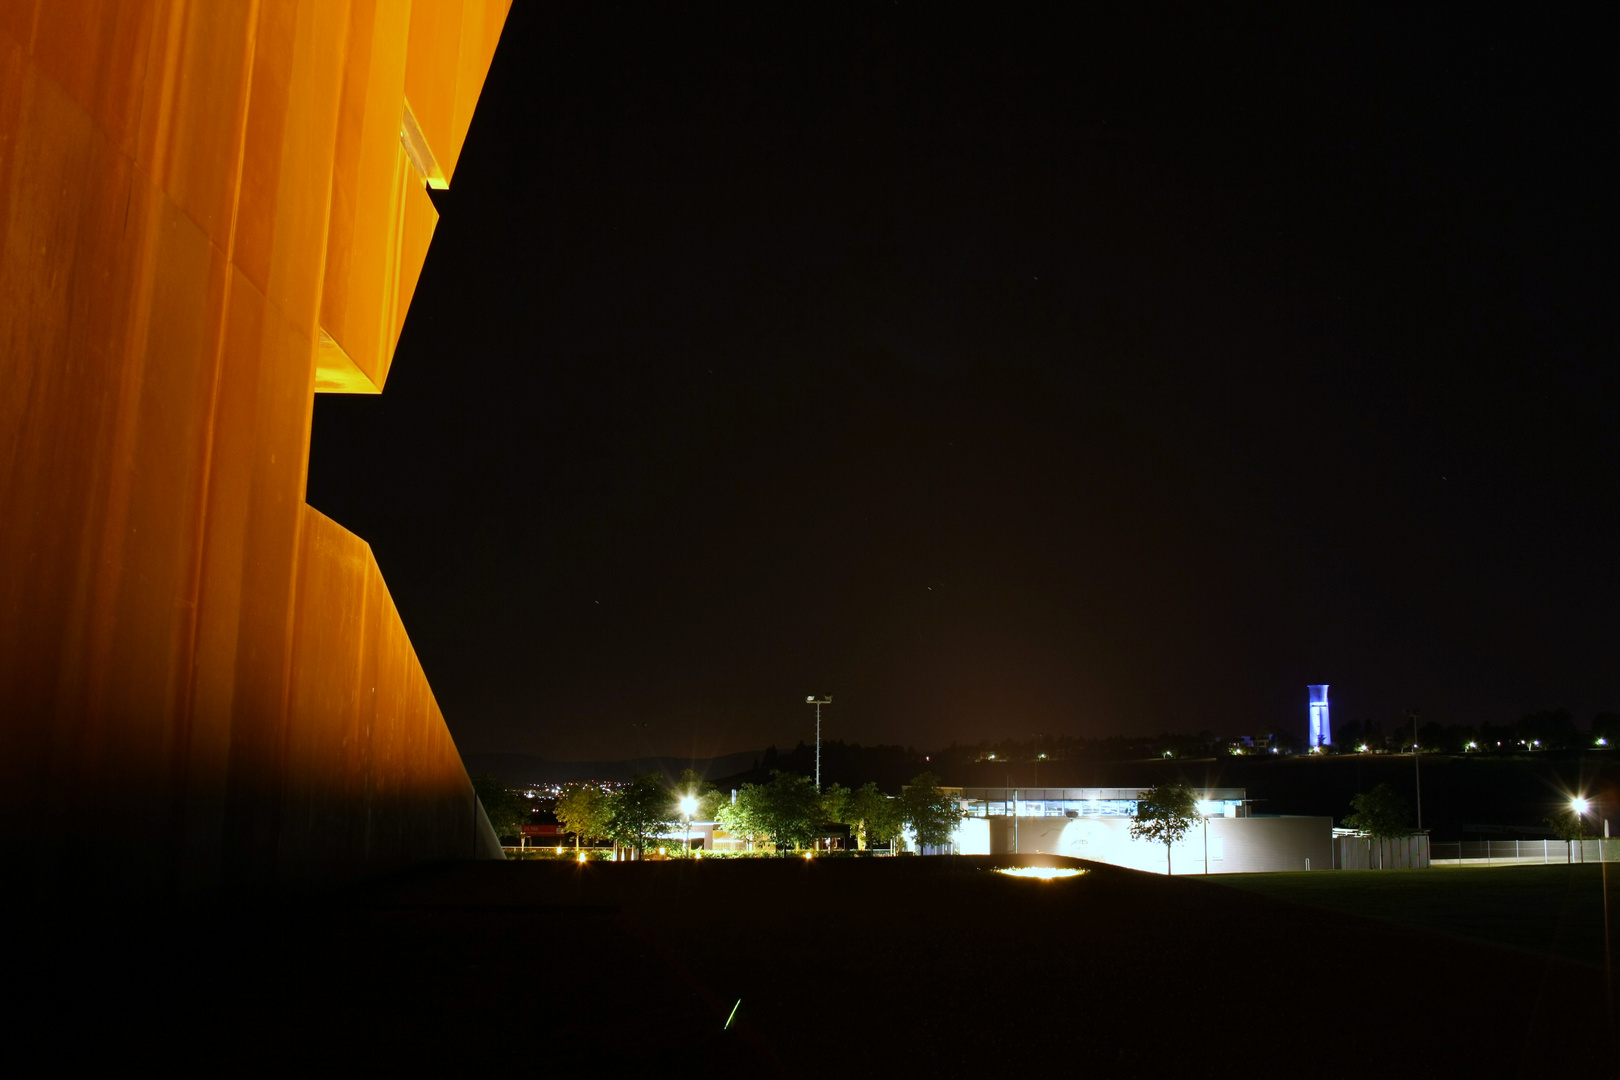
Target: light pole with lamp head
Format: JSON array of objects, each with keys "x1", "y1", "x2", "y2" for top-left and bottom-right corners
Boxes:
[
  {"x1": 1407, "y1": 710, "x2": 1423, "y2": 834},
  {"x1": 1203, "y1": 803, "x2": 1211, "y2": 875},
  {"x1": 1572, "y1": 795, "x2": 1612, "y2": 1001},
  {"x1": 806, "y1": 696, "x2": 831, "y2": 790},
  {"x1": 679, "y1": 794, "x2": 698, "y2": 856}
]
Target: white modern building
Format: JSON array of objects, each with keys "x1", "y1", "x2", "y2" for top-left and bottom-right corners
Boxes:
[{"x1": 948, "y1": 786, "x2": 1332, "y2": 875}]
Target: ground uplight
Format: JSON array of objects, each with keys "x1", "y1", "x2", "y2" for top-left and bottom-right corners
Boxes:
[{"x1": 994, "y1": 867, "x2": 1087, "y2": 881}]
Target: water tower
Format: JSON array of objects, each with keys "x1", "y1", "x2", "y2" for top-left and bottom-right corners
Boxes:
[{"x1": 1308, "y1": 685, "x2": 1331, "y2": 747}]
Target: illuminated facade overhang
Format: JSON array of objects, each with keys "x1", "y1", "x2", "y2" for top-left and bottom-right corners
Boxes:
[{"x1": 958, "y1": 787, "x2": 1248, "y2": 819}]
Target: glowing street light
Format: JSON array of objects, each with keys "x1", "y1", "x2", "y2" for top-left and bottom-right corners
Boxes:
[
  {"x1": 679, "y1": 794, "x2": 698, "y2": 857},
  {"x1": 806, "y1": 695, "x2": 832, "y2": 789},
  {"x1": 1567, "y1": 795, "x2": 1613, "y2": 989}
]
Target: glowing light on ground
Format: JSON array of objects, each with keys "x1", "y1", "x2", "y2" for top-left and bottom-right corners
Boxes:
[{"x1": 994, "y1": 867, "x2": 1088, "y2": 881}]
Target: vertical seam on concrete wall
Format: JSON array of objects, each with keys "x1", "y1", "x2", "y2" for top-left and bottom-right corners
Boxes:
[
  {"x1": 271, "y1": 3, "x2": 353, "y2": 888},
  {"x1": 384, "y1": 140, "x2": 410, "y2": 374},
  {"x1": 174, "y1": 0, "x2": 261, "y2": 883},
  {"x1": 358, "y1": 549, "x2": 373, "y2": 866}
]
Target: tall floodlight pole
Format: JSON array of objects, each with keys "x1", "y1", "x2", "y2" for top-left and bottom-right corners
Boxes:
[
  {"x1": 1203, "y1": 809, "x2": 1210, "y2": 875},
  {"x1": 806, "y1": 696, "x2": 832, "y2": 790},
  {"x1": 1408, "y1": 710, "x2": 1423, "y2": 834}
]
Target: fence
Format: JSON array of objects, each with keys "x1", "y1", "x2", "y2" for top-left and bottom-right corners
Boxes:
[
  {"x1": 1430, "y1": 839, "x2": 1618, "y2": 865},
  {"x1": 1334, "y1": 834, "x2": 1430, "y2": 869}
]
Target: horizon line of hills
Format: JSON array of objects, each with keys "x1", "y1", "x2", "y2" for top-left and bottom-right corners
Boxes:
[
  {"x1": 470, "y1": 724, "x2": 1617, "y2": 842},
  {"x1": 466, "y1": 710, "x2": 1618, "y2": 789}
]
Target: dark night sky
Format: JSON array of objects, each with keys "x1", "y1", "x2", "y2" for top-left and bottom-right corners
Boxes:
[{"x1": 308, "y1": 4, "x2": 1615, "y2": 762}]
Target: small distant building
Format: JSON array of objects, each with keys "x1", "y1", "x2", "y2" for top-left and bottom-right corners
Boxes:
[{"x1": 1308, "y1": 684, "x2": 1332, "y2": 748}]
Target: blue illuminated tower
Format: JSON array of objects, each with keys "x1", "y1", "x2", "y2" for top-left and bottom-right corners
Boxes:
[{"x1": 1308, "y1": 685, "x2": 1331, "y2": 747}]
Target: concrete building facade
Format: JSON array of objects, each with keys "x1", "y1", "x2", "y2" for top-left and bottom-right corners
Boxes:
[
  {"x1": 1, "y1": 0, "x2": 513, "y2": 900},
  {"x1": 951, "y1": 787, "x2": 1332, "y2": 874}
]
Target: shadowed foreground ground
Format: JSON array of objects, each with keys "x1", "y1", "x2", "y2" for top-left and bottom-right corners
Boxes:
[
  {"x1": 12, "y1": 856, "x2": 1613, "y2": 1077},
  {"x1": 1210, "y1": 862, "x2": 1615, "y2": 967}
]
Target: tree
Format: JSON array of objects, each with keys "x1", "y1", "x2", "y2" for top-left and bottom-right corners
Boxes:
[
  {"x1": 695, "y1": 787, "x2": 726, "y2": 822},
  {"x1": 750, "y1": 771, "x2": 822, "y2": 853},
  {"x1": 1545, "y1": 808, "x2": 1590, "y2": 863},
  {"x1": 1417, "y1": 720, "x2": 1447, "y2": 752},
  {"x1": 674, "y1": 767, "x2": 712, "y2": 801},
  {"x1": 1129, "y1": 784, "x2": 1199, "y2": 875},
  {"x1": 1518, "y1": 708, "x2": 1577, "y2": 750},
  {"x1": 607, "y1": 772, "x2": 676, "y2": 857},
  {"x1": 820, "y1": 782, "x2": 851, "y2": 831},
  {"x1": 471, "y1": 773, "x2": 527, "y2": 843},
  {"x1": 672, "y1": 768, "x2": 726, "y2": 823},
  {"x1": 846, "y1": 782, "x2": 901, "y2": 852},
  {"x1": 555, "y1": 782, "x2": 615, "y2": 852},
  {"x1": 1337, "y1": 719, "x2": 1364, "y2": 750},
  {"x1": 900, "y1": 772, "x2": 964, "y2": 853},
  {"x1": 717, "y1": 772, "x2": 822, "y2": 854},
  {"x1": 868, "y1": 791, "x2": 906, "y2": 854},
  {"x1": 1591, "y1": 712, "x2": 1620, "y2": 745},
  {"x1": 1343, "y1": 782, "x2": 1412, "y2": 869},
  {"x1": 716, "y1": 786, "x2": 770, "y2": 851}
]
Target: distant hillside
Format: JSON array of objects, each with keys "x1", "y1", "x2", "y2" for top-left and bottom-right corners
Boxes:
[{"x1": 463, "y1": 751, "x2": 762, "y2": 787}]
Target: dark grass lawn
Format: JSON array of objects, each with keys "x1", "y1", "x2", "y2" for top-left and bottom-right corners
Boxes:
[
  {"x1": 12, "y1": 856, "x2": 1613, "y2": 1078},
  {"x1": 1205, "y1": 863, "x2": 1616, "y2": 968}
]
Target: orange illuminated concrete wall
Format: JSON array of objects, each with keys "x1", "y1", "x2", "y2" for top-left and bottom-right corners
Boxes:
[{"x1": 0, "y1": 0, "x2": 511, "y2": 899}]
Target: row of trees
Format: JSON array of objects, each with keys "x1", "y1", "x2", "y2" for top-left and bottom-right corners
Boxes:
[
  {"x1": 549, "y1": 769, "x2": 965, "y2": 857},
  {"x1": 929, "y1": 710, "x2": 1620, "y2": 766},
  {"x1": 1335, "y1": 709, "x2": 1618, "y2": 755}
]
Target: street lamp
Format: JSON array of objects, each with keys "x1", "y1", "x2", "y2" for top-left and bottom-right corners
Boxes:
[
  {"x1": 806, "y1": 695, "x2": 832, "y2": 790},
  {"x1": 1573, "y1": 794, "x2": 1614, "y2": 998},
  {"x1": 1569, "y1": 796, "x2": 1603, "y2": 865},
  {"x1": 679, "y1": 794, "x2": 698, "y2": 856},
  {"x1": 1407, "y1": 710, "x2": 1423, "y2": 834},
  {"x1": 1203, "y1": 805, "x2": 1212, "y2": 876}
]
